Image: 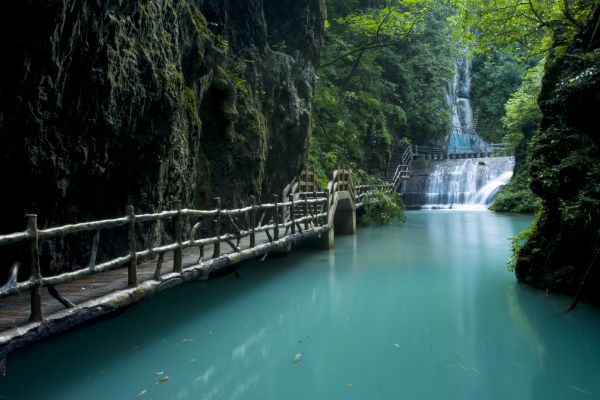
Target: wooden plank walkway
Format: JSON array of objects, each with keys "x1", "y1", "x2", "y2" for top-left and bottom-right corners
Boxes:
[
  {"x1": 0, "y1": 230, "x2": 277, "y2": 332},
  {"x1": 0, "y1": 167, "x2": 380, "y2": 360}
]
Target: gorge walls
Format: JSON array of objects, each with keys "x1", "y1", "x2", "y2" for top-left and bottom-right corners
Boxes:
[
  {"x1": 514, "y1": 5, "x2": 600, "y2": 305},
  {"x1": 0, "y1": 0, "x2": 325, "y2": 273}
]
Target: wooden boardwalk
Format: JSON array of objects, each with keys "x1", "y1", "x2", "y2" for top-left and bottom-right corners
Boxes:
[
  {"x1": 0, "y1": 231, "x2": 271, "y2": 332},
  {"x1": 0, "y1": 168, "x2": 385, "y2": 360}
]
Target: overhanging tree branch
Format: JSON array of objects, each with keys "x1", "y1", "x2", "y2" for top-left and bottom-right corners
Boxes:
[{"x1": 319, "y1": 16, "x2": 420, "y2": 69}]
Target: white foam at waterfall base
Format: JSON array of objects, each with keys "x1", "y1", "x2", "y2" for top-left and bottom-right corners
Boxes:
[
  {"x1": 472, "y1": 170, "x2": 513, "y2": 205},
  {"x1": 421, "y1": 157, "x2": 515, "y2": 210}
]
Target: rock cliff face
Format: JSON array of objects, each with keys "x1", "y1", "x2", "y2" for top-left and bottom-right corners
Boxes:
[
  {"x1": 515, "y1": 5, "x2": 600, "y2": 305},
  {"x1": 0, "y1": 1, "x2": 325, "y2": 272},
  {"x1": 0, "y1": 0, "x2": 325, "y2": 276}
]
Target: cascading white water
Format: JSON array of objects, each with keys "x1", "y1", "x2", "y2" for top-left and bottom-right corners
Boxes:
[
  {"x1": 472, "y1": 171, "x2": 514, "y2": 205},
  {"x1": 422, "y1": 157, "x2": 515, "y2": 210},
  {"x1": 404, "y1": 55, "x2": 515, "y2": 210},
  {"x1": 450, "y1": 56, "x2": 473, "y2": 133}
]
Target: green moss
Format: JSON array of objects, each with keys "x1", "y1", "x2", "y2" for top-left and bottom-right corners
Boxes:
[
  {"x1": 183, "y1": 86, "x2": 202, "y2": 128},
  {"x1": 215, "y1": 35, "x2": 230, "y2": 55},
  {"x1": 189, "y1": 4, "x2": 210, "y2": 35},
  {"x1": 232, "y1": 75, "x2": 250, "y2": 97},
  {"x1": 162, "y1": 64, "x2": 184, "y2": 94},
  {"x1": 139, "y1": 2, "x2": 149, "y2": 17}
]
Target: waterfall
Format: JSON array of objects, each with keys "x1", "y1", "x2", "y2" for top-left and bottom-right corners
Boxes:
[
  {"x1": 421, "y1": 157, "x2": 515, "y2": 210},
  {"x1": 445, "y1": 56, "x2": 491, "y2": 154},
  {"x1": 401, "y1": 55, "x2": 516, "y2": 210},
  {"x1": 450, "y1": 56, "x2": 473, "y2": 133}
]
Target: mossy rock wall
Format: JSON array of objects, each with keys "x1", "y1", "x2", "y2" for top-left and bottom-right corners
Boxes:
[
  {"x1": 0, "y1": 0, "x2": 325, "y2": 274},
  {"x1": 515, "y1": 5, "x2": 600, "y2": 305}
]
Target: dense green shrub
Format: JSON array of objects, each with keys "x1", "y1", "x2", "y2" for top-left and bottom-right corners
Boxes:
[
  {"x1": 491, "y1": 166, "x2": 541, "y2": 213},
  {"x1": 359, "y1": 190, "x2": 406, "y2": 225}
]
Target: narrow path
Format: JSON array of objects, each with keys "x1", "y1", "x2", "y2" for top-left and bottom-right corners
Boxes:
[
  {"x1": 0, "y1": 231, "x2": 275, "y2": 332},
  {"x1": 0, "y1": 167, "x2": 375, "y2": 359}
]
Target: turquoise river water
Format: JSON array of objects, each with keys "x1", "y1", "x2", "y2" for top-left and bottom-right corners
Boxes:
[{"x1": 1, "y1": 210, "x2": 600, "y2": 399}]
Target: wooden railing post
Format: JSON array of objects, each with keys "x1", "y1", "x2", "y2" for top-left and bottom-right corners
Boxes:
[
  {"x1": 289, "y1": 194, "x2": 296, "y2": 234},
  {"x1": 325, "y1": 190, "x2": 331, "y2": 227},
  {"x1": 304, "y1": 191, "x2": 309, "y2": 230},
  {"x1": 126, "y1": 205, "x2": 137, "y2": 288},
  {"x1": 305, "y1": 164, "x2": 309, "y2": 193},
  {"x1": 173, "y1": 200, "x2": 183, "y2": 273},
  {"x1": 26, "y1": 214, "x2": 43, "y2": 322},
  {"x1": 249, "y1": 195, "x2": 256, "y2": 248},
  {"x1": 281, "y1": 191, "x2": 287, "y2": 226},
  {"x1": 312, "y1": 166, "x2": 318, "y2": 226},
  {"x1": 212, "y1": 197, "x2": 221, "y2": 258},
  {"x1": 344, "y1": 168, "x2": 348, "y2": 191},
  {"x1": 272, "y1": 194, "x2": 279, "y2": 241},
  {"x1": 334, "y1": 168, "x2": 338, "y2": 193}
]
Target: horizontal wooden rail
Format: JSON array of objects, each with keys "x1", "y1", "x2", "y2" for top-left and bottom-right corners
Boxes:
[
  {"x1": 0, "y1": 166, "x2": 385, "y2": 323},
  {"x1": 0, "y1": 232, "x2": 30, "y2": 246},
  {"x1": 38, "y1": 218, "x2": 129, "y2": 239}
]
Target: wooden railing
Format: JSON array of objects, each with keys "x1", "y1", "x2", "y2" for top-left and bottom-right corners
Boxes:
[{"x1": 0, "y1": 167, "x2": 388, "y2": 323}]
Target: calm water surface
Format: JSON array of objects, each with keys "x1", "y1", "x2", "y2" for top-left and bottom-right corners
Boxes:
[{"x1": 2, "y1": 211, "x2": 600, "y2": 399}]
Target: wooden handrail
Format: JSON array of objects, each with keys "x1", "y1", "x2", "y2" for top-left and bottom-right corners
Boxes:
[{"x1": 0, "y1": 167, "x2": 387, "y2": 321}]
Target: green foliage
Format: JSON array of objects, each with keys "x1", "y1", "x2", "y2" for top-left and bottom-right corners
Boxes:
[
  {"x1": 507, "y1": 220, "x2": 538, "y2": 271},
  {"x1": 470, "y1": 51, "x2": 529, "y2": 142},
  {"x1": 491, "y1": 166, "x2": 541, "y2": 213},
  {"x1": 312, "y1": 0, "x2": 457, "y2": 176},
  {"x1": 501, "y1": 61, "x2": 545, "y2": 149},
  {"x1": 490, "y1": 60, "x2": 544, "y2": 214},
  {"x1": 360, "y1": 190, "x2": 407, "y2": 225},
  {"x1": 454, "y1": 0, "x2": 594, "y2": 57}
]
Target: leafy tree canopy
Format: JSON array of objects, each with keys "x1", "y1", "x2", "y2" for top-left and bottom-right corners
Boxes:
[
  {"x1": 311, "y1": 0, "x2": 457, "y2": 178},
  {"x1": 453, "y1": 0, "x2": 596, "y2": 57}
]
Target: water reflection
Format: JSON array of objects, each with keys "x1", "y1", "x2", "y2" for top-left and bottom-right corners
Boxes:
[{"x1": 2, "y1": 211, "x2": 600, "y2": 400}]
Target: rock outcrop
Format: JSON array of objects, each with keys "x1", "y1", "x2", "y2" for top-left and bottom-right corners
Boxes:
[
  {"x1": 515, "y1": 5, "x2": 600, "y2": 305},
  {"x1": 0, "y1": 0, "x2": 325, "y2": 274}
]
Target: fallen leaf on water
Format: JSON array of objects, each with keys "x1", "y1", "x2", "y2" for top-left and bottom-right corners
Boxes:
[
  {"x1": 567, "y1": 385, "x2": 592, "y2": 396},
  {"x1": 457, "y1": 364, "x2": 471, "y2": 372},
  {"x1": 345, "y1": 383, "x2": 353, "y2": 388},
  {"x1": 135, "y1": 389, "x2": 147, "y2": 398},
  {"x1": 155, "y1": 375, "x2": 171, "y2": 385}
]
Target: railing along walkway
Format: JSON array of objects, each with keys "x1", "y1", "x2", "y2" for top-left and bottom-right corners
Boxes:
[
  {"x1": 0, "y1": 167, "x2": 387, "y2": 358},
  {"x1": 0, "y1": 230, "x2": 273, "y2": 332}
]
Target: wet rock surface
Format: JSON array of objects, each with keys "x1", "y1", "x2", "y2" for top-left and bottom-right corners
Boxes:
[
  {"x1": 0, "y1": 0, "x2": 325, "y2": 275},
  {"x1": 515, "y1": 5, "x2": 600, "y2": 306}
]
